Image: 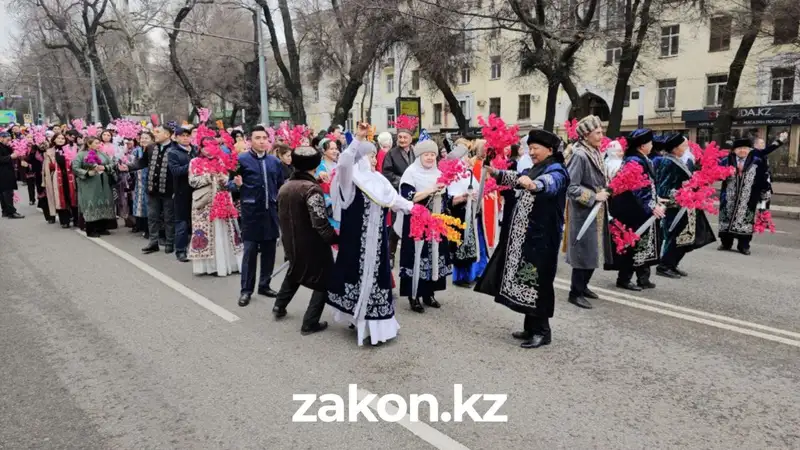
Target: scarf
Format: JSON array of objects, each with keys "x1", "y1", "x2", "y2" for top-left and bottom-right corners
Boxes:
[{"x1": 330, "y1": 140, "x2": 402, "y2": 221}]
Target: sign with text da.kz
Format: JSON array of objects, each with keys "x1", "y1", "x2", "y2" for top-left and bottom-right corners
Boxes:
[{"x1": 682, "y1": 105, "x2": 800, "y2": 127}]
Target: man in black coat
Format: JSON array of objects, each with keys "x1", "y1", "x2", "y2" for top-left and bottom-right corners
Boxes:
[
  {"x1": 168, "y1": 126, "x2": 197, "y2": 262},
  {"x1": 0, "y1": 132, "x2": 24, "y2": 219},
  {"x1": 380, "y1": 125, "x2": 415, "y2": 263}
]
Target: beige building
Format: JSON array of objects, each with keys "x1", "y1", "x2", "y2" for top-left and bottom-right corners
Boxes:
[{"x1": 305, "y1": 3, "x2": 800, "y2": 177}]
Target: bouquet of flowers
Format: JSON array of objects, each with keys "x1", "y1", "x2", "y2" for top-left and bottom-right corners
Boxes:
[
  {"x1": 754, "y1": 210, "x2": 776, "y2": 234},
  {"x1": 600, "y1": 136, "x2": 628, "y2": 154},
  {"x1": 10, "y1": 139, "x2": 31, "y2": 158},
  {"x1": 608, "y1": 161, "x2": 651, "y2": 195},
  {"x1": 563, "y1": 118, "x2": 579, "y2": 141},
  {"x1": 483, "y1": 177, "x2": 509, "y2": 197},
  {"x1": 409, "y1": 204, "x2": 465, "y2": 245},
  {"x1": 610, "y1": 219, "x2": 640, "y2": 254},
  {"x1": 436, "y1": 159, "x2": 470, "y2": 186},
  {"x1": 477, "y1": 114, "x2": 520, "y2": 154},
  {"x1": 674, "y1": 141, "x2": 733, "y2": 214}
]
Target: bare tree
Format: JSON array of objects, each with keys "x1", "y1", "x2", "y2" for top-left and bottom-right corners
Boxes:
[{"x1": 298, "y1": 0, "x2": 400, "y2": 126}]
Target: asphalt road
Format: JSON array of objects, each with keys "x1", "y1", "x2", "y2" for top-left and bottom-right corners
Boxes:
[{"x1": 2, "y1": 202, "x2": 800, "y2": 449}]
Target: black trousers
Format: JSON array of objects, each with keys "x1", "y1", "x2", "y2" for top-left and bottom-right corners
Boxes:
[
  {"x1": 0, "y1": 190, "x2": 17, "y2": 216},
  {"x1": 85, "y1": 220, "x2": 108, "y2": 235},
  {"x1": 618, "y1": 266, "x2": 651, "y2": 284},
  {"x1": 659, "y1": 246, "x2": 686, "y2": 270},
  {"x1": 569, "y1": 268, "x2": 594, "y2": 297},
  {"x1": 26, "y1": 178, "x2": 36, "y2": 203},
  {"x1": 57, "y1": 207, "x2": 79, "y2": 226},
  {"x1": 147, "y1": 194, "x2": 174, "y2": 246},
  {"x1": 389, "y1": 230, "x2": 400, "y2": 262},
  {"x1": 719, "y1": 232, "x2": 751, "y2": 250},
  {"x1": 523, "y1": 315, "x2": 550, "y2": 335},
  {"x1": 240, "y1": 239, "x2": 277, "y2": 294},
  {"x1": 273, "y1": 277, "x2": 327, "y2": 329}
]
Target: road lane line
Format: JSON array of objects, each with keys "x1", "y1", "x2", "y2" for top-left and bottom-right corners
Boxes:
[
  {"x1": 553, "y1": 277, "x2": 800, "y2": 339},
  {"x1": 552, "y1": 282, "x2": 800, "y2": 348},
  {"x1": 77, "y1": 230, "x2": 240, "y2": 323},
  {"x1": 356, "y1": 387, "x2": 472, "y2": 450}
]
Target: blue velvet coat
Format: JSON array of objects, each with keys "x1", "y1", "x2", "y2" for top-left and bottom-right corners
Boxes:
[{"x1": 229, "y1": 150, "x2": 284, "y2": 242}]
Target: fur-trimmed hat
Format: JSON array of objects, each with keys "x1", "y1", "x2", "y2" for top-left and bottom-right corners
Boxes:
[
  {"x1": 291, "y1": 146, "x2": 322, "y2": 172},
  {"x1": 413, "y1": 140, "x2": 438, "y2": 158},
  {"x1": 577, "y1": 115, "x2": 603, "y2": 138},
  {"x1": 446, "y1": 144, "x2": 469, "y2": 160},
  {"x1": 663, "y1": 133, "x2": 686, "y2": 153},
  {"x1": 526, "y1": 129, "x2": 562, "y2": 150},
  {"x1": 732, "y1": 137, "x2": 753, "y2": 149},
  {"x1": 627, "y1": 128, "x2": 654, "y2": 151}
]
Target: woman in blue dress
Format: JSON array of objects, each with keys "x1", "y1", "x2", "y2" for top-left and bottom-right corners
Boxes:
[
  {"x1": 327, "y1": 127, "x2": 413, "y2": 346},
  {"x1": 446, "y1": 144, "x2": 488, "y2": 287},
  {"x1": 395, "y1": 140, "x2": 452, "y2": 313},
  {"x1": 131, "y1": 130, "x2": 152, "y2": 238},
  {"x1": 315, "y1": 138, "x2": 340, "y2": 230}
]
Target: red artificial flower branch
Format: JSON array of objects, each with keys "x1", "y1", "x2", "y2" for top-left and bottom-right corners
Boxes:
[
  {"x1": 610, "y1": 219, "x2": 641, "y2": 254},
  {"x1": 754, "y1": 210, "x2": 776, "y2": 234},
  {"x1": 608, "y1": 161, "x2": 651, "y2": 195},
  {"x1": 675, "y1": 141, "x2": 734, "y2": 214},
  {"x1": 477, "y1": 114, "x2": 520, "y2": 154},
  {"x1": 436, "y1": 159, "x2": 470, "y2": 186}
]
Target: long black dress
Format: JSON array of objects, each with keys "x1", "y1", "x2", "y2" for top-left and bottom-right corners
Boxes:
[{"x1": 475, "y1": 157, "x2": 569, "y2": 318}]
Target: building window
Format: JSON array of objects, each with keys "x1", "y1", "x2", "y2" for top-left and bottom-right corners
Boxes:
[
  {"x1": 490, "y1": 56, "x2": 502, "y2": 80},
  {"x1": 606, "y1": 0, "x2": 624, "y2": 29},
  {"x1": 774, "y1": 16, "x2": 799, "y2": 45},
  {"x1": 706, "y1": 74, "x2": 728, "y2": 106},
  {"x1": 386, "y1": 107, "x2": 396, "y2": 128},
  {"x1": 518, "y1": 94, "x2": 531, "y2": 120},
  {"x1": 606, "y1": 41, "x2": 622, "y2": 65},
  {"x1": 460, "y1": 66, "x2": 471, "y2": 84},
  {"x1": 770, "y1": 67, "x2": 795, "y2": 103},
  {"x1": 657, "y1": 79, "x2": 677, "y2": 109},
  {"x1": 411, "y1": 70, "x2": 420, "y2": 91},
  {"x1": 489, "y1": 97, "x2": 501, "y2": 116},
  {"x1": 708, "y1": 16, "x2": 732, "y2": 52},
  {"x1": 433, "y1": 103, "x2": 443, "y2": 125},
  {"x1": 386, "y1": 73, "x2": 394, "y2": 94},
  {"x1": 624, "y1": 85, "x2": 631, "y2": 107},
  {"x1": 346, "y1": 111, "x2": 354, "y2": 131},
  {"x1": 313, "y1": 85, "x2": 320, "y2": 102},
  {"x1": 660, "y1": 25, "x2": 680, "y2": 57}
]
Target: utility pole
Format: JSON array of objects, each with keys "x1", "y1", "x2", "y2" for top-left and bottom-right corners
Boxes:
[
  {"x1": 88, "y1": 55, "x2": 100, "y2": 124},
  {"x1": 255, "y1": 7, "x2": 269, "y2": 126},
  {"x1": 27, "y1": 87, "x2": 34, "y2": 123},
  {"x1": 37, "y1": 70, "x2": 46, "y2": 124}
]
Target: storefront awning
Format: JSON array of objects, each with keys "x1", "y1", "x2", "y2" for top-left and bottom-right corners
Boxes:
[{"x1": 682, "y1": 105, "x2": 800, "y2": 127}]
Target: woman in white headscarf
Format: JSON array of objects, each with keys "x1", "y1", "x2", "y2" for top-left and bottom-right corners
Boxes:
[
  {"x1": 446, "y1": 144, "x2": 487, "y2": 287},
  {"x1": 327, "y1": 125, "x2": 414, "y2": 346},
  {"x1": 396, "y1": 140, "x2": 452, "y2": 313},
  {"x1": 604, "y1": 140, "x2": 624, "y2": 180}
]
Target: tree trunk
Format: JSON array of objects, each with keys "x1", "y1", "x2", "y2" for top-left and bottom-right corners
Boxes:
[
  {"x1": 430, "y1": 73, "x2": 467, "y2": 132},
  {"x1": 168, "y1": 3, "x2": 204, "y2": 115},
  {"x1": 606, "y1": 59, "x2": 637, "y2": 137},
  {"x1": 367, "y1": 64, "x2": 376, "y2": 123},
  {"x1": 87, "y1": 43, "x2": 121, "y2": 122},
  {"x1": 331, "y1": 78, "x2": 363, "y2": 127},
  {"x1": 278, "y1": 0, "x2": 306, "y2": 125},
  {"x1": 228, "y1": 106, "x2": 240, "y2": 127},
  {"x1": 712, "y1": 0, "x2": 768, "y2": 143},
  {"x1": 543, "y1": 81, "x2": 560, "y2": 132}
]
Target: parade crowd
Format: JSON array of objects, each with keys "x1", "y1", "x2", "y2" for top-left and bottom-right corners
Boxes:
[{"x1": 0, "y1": 113, "x2": 787, "y2": 349}]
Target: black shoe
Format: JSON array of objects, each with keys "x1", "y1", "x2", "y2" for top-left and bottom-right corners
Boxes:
[
  {"x1": 272, "y1": 305, "x2": 287, "y2": 318},
  {"x1": 583, "y1": 288, "x2": 599, "y2": 299},
  {"x1": 8, "y1": 212, "x2": 24, "y2": 219},
  {"x1": 512, "y1": 331, "x2": 532, "y2": 340},
  {"x1": 164, "y1": 245, "x2": 174, "y2": 254},
  {"x1": 238, "y1": 293, "x2": 251, "y2": 307},
  {"x1": 61, "y1": 224, "x2": 70, "y2": 229},
  {"x1": 98, "y1": 229, "x2": 110, "y2": 235},
  {"x1": 616, "y1": 281, "x2": 643, "y2": 292},
  {"x1": 86, "y1": 232, "x2": 101, "y2": 238},
  {"x1": 656, "y1": 267, "x2": 681, "y2": 279},
  {"x1": 717, "y1": 244, "x2": 731, "y2": 251},
  {"x1": 409, "y1": 297, "x2": 425, "y2": 313},
  {"x1": 673, "y1": 267, "x2": 688, "y2": 277},
  {"x1": 521, "y1": 332, "x2": 552, "y2": 349},
  {"x1": 130, "y1": 226, "x2": 140, "y2": 233},
  {"x1": 142, "y1": 243, "x2": 159, "y2": 254},
  {"x1": 29, "y1": 201, "x2": 35, "y2": 206},
  {"x1": 568, "y1": 295, "x2": 593, "y2": 309},
  {"x1": 738, "y1": 247, "x2": 751, "y2": 256},
  {"x1": 422, "y1": 296, "x2": 441, "y2": 308},
  {"x1": 176, "y1": 253, "x2": 189, "y2": 263},
  {"x1": 47, "y1": 218, "x2": 56, "y2": 224},
  {"x1": 258, "y1": 288, "x2": 278, "y2": 298},
  {"x1": 301, "y1": 321, "x2": 328, "y2": 335},
  {"x1": 453, "y1": 280, "x2": 472, "y2": 288},
  {"x1": 637, "y1": 280, "x2": 656, "y2": 289}
]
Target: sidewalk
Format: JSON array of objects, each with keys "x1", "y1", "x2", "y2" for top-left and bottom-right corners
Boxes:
[{"x1": 712, "y1": 181, "x2": 800, "y2": 219}]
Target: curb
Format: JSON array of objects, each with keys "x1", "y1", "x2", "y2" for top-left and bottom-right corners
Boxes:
[{"x1": 770, "y1": 208, "x2": 800, "y2": 220}]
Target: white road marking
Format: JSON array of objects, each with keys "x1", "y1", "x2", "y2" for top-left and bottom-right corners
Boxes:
[
  {"x1": 552, "y1": 281, "x2": 800, "y2": 348},
  {"x1": 356, "y1": 387, "x2": 472, "y2": 450},
  {"x1": 708, "y1": 222, "x2": 789, "y2": 234},
  {"x1": 76, "y1": 230, "x2": 240, "y2": 323}
]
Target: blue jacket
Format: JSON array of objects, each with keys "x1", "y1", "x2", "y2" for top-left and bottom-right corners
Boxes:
[
  {"x1": 230, "y1": 150, "x2": 285, "y2": 241},
  {"x1": 168, "y1": 144, "x2": 198, "y2": 222}
]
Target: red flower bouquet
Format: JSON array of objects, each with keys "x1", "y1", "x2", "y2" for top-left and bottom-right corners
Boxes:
[{"x1": 610, "y1": 219, "x2": 641, "y2": 254}]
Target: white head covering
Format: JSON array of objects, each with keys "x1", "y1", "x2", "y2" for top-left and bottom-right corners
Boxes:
[
  {"x1": 446, "y1": 144, "x2": 469, "y2": 161},
  {"x1": 394, "y1": 145, "x2": 442, "y2": 236},
  {"x1": 377, "y1": 132, "x2": 393, "y2": 149},
  {"x1": 446, "y1": 147, "x2": 478, "y2": 196},
  {"x1": 331, "y1": 140, "x2": 405, "y2": 221}
]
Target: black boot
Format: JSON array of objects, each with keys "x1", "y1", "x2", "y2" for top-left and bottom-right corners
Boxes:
[
  {"x1": 568, "y1": 294, "x2": 593, "y2": 309},
  {"x1": 142, "y1": 243, "x2": 159, "y2": 254},
  {"x1": 512, "y1": 331, "x2": 532, "y2": 340},
  {"x1": 409, "y1": 297, "x2": 425, "y2": 313},
  {"x1": 422, "y1": 296, "x2": 441, "y2": 308},
  {"x1": 656, "y1": 266, "x2": 681, "y2": 278},
  {"x1": 521, "y1": 330, "x2": 552, "y2": 349},
  {"x1": 238, "y1": 293, "x2": 251, "y2": 307}
]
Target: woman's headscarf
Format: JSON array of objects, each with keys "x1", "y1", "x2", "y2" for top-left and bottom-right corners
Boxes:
[
  {"x1": 399, "y1": 140, "x2": 440, "y2": 192},
  {"x1": 446, "y1": 145, "x2": 478, "y2": 196}
]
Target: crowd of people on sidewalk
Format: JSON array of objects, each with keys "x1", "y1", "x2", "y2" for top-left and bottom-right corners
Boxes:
[{"x1": 0, "y1": 114, "x2": 787, "y2": 349}]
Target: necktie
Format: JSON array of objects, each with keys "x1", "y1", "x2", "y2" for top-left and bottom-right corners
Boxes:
[{"x1": 737, "y1": 160, "x2": 744, "y2": 174}]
